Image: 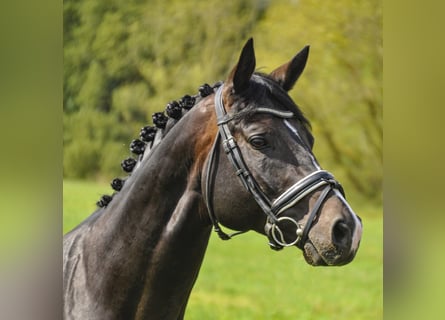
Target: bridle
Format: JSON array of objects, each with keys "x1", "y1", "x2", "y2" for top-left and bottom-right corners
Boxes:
[{"x1": 204, "y1": 84, "x2": 345, "y2": 250}]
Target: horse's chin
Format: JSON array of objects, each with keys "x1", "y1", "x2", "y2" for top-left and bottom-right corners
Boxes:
[{"x1": 301, "y1": 242, "x2": 328, "y2": 266}]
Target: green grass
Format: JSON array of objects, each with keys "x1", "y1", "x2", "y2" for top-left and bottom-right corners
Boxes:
[
  {"x1": 63, "y1": 179, "x2": 382, "y2": 319},
  {"x1": 63, "y1": 179, "x2": 109, "y2": 234}
]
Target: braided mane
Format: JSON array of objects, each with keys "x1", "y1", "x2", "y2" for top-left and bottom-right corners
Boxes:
[
  {"x1": 96, "y1": 82, "x2": 222, "y2": 207},
  {"x1": 96, "y1": 72, "x2": 313, "y2": 208}
]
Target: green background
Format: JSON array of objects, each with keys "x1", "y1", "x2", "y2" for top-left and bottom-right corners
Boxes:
[
  {"x1": 16, "y1": 0, "x2": 445, "y2": 319},
  {"x1": 62, "y1": 1, "x2": 383, "y2": 317}
]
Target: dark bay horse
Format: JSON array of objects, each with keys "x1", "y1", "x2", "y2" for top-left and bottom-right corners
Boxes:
[{"x1": 63, "y1": 39, "x2": 362, "y2": 319}]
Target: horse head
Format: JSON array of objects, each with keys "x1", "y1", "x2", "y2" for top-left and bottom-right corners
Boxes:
[{"x1": 203, "y1": 39, "x2": 362, "y2": 266}]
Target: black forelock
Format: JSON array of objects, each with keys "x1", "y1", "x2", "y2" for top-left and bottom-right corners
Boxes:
[{"x1": 230, "y1": 73, "x2": 311, "y2": 131}]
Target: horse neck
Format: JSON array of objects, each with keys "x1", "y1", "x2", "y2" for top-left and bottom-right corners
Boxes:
[{"x1": 82, "y1": 102, "x2": 217, "y2": 319}]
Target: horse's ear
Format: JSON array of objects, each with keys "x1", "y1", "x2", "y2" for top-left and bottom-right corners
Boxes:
[
  {"x1": 228, "y1": 38, "x2": 256, "y2": 93},
  {"x1": 269, "y1": 45, "x2": 310, "y2": 91}
]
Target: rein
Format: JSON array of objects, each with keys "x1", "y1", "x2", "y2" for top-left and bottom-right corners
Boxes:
[{"x1": 204, "y1": 84, "x2": 345, "y2": 250}]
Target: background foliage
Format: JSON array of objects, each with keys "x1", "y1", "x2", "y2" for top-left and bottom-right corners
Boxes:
[{"x1": 64, "y1": 0, "x2": 381, "y2": 203}]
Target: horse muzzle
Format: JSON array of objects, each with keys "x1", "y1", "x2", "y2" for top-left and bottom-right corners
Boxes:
[{"x1": 303, "y1": 216, "x2": 361, "y2": 266}]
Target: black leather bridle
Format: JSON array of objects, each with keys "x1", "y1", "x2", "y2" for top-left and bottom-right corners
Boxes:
[{"x1": 204, "y1": 85, "x2": 345, "y2": 250}]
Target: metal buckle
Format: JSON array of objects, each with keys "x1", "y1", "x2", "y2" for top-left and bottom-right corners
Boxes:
[{"x1": 223, "y1": 137, "x2": 237, "y2": 153}]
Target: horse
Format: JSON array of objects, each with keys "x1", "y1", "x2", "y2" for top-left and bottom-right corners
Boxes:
[{"x1": 63, "y1": 38, "x2": 363, "y2": 319}]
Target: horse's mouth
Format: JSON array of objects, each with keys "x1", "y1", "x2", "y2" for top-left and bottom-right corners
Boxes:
[
  {"x1": 302, "y1": 241, "x2": 328, "y2": 266},
  {"x1": 302, "y1": 241, "x2": 356, "y2": 266}
]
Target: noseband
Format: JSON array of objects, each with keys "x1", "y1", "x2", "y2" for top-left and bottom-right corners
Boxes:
[{"x1": 204, "y1": 85, "x2": 345, "y2": 250}]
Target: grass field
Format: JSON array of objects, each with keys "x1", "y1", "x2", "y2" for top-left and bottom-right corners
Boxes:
[{"x1": 63, "y1": 179, "x2": 382, "y2": 319}]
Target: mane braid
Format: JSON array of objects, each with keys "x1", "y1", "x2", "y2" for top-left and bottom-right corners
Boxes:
[
  {"x1": 96, "y1": 75, "x2": 310, "y2": 207},
  {"x1": 96, "y1": 81, "x2": 223, "y2": 207}
]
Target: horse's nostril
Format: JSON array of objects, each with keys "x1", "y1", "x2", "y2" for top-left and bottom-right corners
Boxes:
[{"x1": 332, "y1": 221, "x2": 350, "y2": 247}]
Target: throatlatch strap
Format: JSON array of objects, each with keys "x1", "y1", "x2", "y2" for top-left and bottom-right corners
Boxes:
[{"x1": 204, "y1": 133, "x2": 246, "y2": 240}]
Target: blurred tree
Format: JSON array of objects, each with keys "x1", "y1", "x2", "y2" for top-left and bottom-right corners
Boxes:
[
  {"x1": 64, "y1": 0, "x2": 265, "y2": 180},
  {"x1": 63, "y1": 0, "x2": 382, "y2": 204}
]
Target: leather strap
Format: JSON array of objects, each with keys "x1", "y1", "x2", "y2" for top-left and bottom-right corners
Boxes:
[{"x1": 298, "y1": 185, "x2": 332, "y2": 249}]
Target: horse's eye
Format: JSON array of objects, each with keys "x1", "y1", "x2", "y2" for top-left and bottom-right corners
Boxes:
[{"x1": 248, "y1": 136, "x2": 268, "y2": 149}]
